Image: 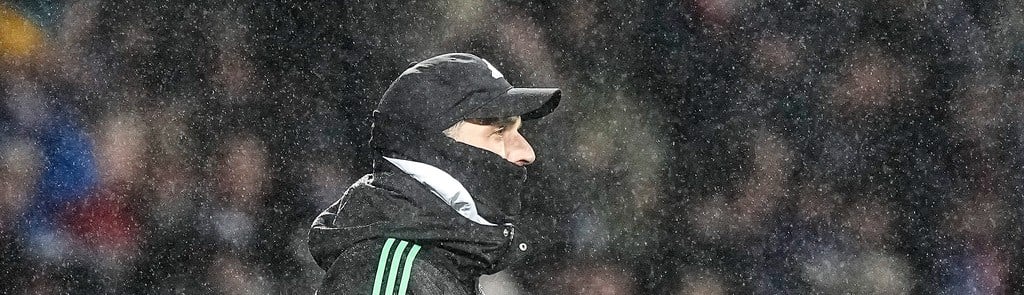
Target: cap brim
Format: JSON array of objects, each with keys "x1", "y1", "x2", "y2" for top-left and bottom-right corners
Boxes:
[{"x1": 467, "y1": 87, "x2": 561, "y2": 120}]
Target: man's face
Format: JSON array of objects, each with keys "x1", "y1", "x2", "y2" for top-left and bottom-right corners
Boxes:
[{"x1": 447, "y1": 116, "x2": 535, "y2": 166}]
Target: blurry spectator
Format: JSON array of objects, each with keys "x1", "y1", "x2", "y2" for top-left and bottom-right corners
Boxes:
[
  {"x1": 0, "y1": 138, "x2": 40, "y2": 293},
  {"x1": 304, "y1": 160, "x2": 356, "y2": 215},
  {"x1": 673, "y1": 270, "x2": 727, "y2": 295},
  {"x1": 213, "y1": 135, "x2": 269, "y2": 221},
  {"x1": 128, "y1": 110, "x2": 218, "y2": 293},
  {"x1": 207, "y1": 254, "x2": 273, "y2": 295},
  {"x1": 52, "y1": 113, "x2": 146, "y2": 293},
  {"x1": 0, "y1": 139, "x2": 38, "y2": 229},
  {"x1": 801, "y1": 199, "x2": 912, "y2": 294},
  {"x1": 548, "y1": 260, "x2": 636, "y2": 295},
  {"x1": 207, "y1": 134, "x2": 274, "y2": 292},
  {"x1": 690, "y1": 128, "x2": 791, "y2": 243},
  {"x1": 939, "y1": 192, "x2": 1012, "y2": 294}
]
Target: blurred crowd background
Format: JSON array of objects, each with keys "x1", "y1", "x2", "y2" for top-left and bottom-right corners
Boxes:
[{"x1": 2, "y1": 0, "x2": 1023, "y2": 294}]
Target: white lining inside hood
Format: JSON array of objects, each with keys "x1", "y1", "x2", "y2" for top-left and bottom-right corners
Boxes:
[{"x1": 384, "y1": 156, "x2": 497, "y2": 226}]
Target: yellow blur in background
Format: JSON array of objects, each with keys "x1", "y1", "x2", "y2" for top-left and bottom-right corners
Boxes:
[{"x1": 0, "y1": 4, "x2": 44, "y2": 60}]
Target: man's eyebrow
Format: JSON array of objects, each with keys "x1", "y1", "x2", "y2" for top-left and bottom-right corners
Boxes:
[
  {"x1": 499, "y1": 117, "x2": 520, "y2": 129},
  {"x1": 466, "y1": 116, "x2": 519, "y2": 128}
]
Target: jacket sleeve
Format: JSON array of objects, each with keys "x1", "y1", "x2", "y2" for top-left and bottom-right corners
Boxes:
[{"x1": 317, "y1": 238, "x2": 474, "y2": 295}]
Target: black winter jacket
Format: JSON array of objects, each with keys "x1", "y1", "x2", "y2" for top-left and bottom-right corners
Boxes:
[{"x1": 309, "y1": 163, "x2": 532, "y2": 294}]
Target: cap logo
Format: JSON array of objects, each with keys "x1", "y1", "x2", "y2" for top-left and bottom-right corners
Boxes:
[{"x1": 481, "y1": 59, "x2": 504, "y2": 79}]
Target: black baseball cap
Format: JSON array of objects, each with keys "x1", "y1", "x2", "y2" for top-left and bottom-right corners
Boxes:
[{"x1": 376, "y1": 53, "x2": 561, "y2": 134}]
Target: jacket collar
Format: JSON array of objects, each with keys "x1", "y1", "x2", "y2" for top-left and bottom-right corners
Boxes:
[
  {"x1": 383, "y1": 156, "x2": 497, "y2": 226},
  {"x1": 374, "y1": 132, "x2": 526, "y2": 224}
]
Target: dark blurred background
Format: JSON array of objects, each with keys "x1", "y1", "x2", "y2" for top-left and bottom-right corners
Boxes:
[{"x1": 2, "y1": 0, "x2": 1023, "y2": 294}]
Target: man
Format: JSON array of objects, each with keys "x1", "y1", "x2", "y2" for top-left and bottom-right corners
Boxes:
[{"x1": 309, "y1": 53, "x2": 561, "y2": 294}]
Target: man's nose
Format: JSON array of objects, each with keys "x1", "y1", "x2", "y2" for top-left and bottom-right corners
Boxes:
[{"x1": 506, "y1": 133, "x2": 535, "y2": 166}]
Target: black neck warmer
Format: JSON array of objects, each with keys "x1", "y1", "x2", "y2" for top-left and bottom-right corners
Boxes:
[{"x1": 372, "y1": 126, "x2": 525, "y2": 224}]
